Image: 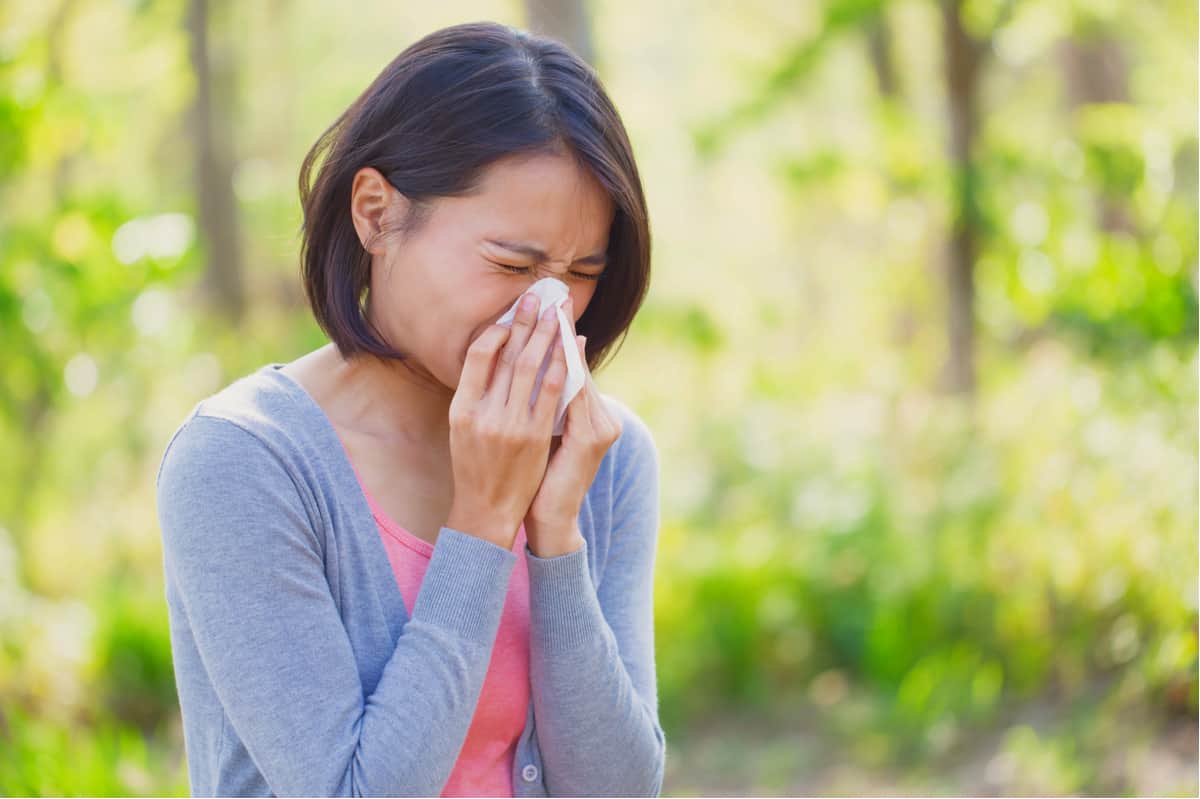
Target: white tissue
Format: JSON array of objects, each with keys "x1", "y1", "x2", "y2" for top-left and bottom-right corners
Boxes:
[{"x1": 495, "y1": 277, "x2": 587, "y2": 436}]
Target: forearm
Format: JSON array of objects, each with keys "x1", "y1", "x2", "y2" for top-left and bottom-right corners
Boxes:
[{"x1": 524, "y1": 542, "x2": 666, "y2": 796}]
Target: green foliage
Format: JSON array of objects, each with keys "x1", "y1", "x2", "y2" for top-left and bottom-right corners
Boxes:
[
  {"x1": 90, "y1": 577, "x2": 178, "y2": 735},
  {"x1": 0, "y1": 702, "x2": 187, "y2": 797},
  {"x1": 692, "y1": 0, "x2": 886, "y2": 158},
  {"x1": 651, "y1": 341, "x2": 1197, "y2": 769}
]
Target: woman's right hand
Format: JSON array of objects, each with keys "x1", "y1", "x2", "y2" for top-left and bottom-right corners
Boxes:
[{"x1": 445, "y1": 293, "x2": 569, "y2": 550}]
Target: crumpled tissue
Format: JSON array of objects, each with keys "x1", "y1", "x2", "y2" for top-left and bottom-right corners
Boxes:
[{"x1": 495, "y1": 277, "x2": 587, "y2": 435}]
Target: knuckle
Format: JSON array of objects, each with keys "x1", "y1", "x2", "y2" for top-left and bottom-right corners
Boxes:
[
  {"x1": 516, "y1": 348, "x2": 542, "y2": 372},
  {"x1": 477, "y1": 417, "x2": 503, "y2": 438},
  {"x1": 516, "y1": 343, "x2": 544, "y2": 367}
]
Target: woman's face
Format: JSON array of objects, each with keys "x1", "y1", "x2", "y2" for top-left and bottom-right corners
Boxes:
[{"x1": 351, "y1": 151, "x2": 615, "y2": 392}]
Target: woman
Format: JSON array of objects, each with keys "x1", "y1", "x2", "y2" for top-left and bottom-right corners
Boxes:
[{"x1": 155, "y1": 20, "x2": 664, "y2": 798}]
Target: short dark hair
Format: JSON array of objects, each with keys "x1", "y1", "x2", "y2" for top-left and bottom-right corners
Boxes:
[{"x1": 298, "y1": 20, "x2": 651, "y2": 374}]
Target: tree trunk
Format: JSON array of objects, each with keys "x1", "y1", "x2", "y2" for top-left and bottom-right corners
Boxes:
[
  {"x1": 524, "y1": 0, "x2": 595, "y2": 66},
  {"x1": 187, "y1": 0, "x2": 245, "y2": 323},
  {"x1": 1060, "y1": 34, "x2": 1136, "y2": 235},
  {"x1": 939, "y1": 0, "x2": 981, "y2": 396},
  {"x1": 866, "y1": 13, "x2": 898, "y2": 100}
]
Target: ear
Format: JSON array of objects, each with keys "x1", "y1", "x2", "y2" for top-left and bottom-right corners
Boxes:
[{"x1": 350, "y1": 167, "x2": 408, "y2": 254}]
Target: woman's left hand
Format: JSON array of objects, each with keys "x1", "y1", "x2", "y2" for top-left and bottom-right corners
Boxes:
[{"x1": 524, "y1": 301, "x2": 622, "y2": 558}]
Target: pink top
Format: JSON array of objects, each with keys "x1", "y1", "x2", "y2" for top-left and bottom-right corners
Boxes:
[{"x1": 345, "y1": 458, "x2": 531, "y2": 798}]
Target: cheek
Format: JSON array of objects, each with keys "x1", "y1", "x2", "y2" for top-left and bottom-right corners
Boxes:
[{"x1": 571, "y1": 285, "x2": 598, "y2": 321}]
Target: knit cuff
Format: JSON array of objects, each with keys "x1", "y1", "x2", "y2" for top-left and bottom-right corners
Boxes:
[
  {"x1": 409, "y1": 526, "x2": 518, "y2": 643},
  {"x1": 525, "y1": 537, "x2": 605, "y2": 652}
]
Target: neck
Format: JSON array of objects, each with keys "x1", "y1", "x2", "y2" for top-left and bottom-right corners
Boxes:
[{"x1": 320, "y1": 344, "x2": 453, "y2": 452}]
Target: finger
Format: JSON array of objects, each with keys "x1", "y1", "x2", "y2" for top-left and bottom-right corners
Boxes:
[
  {"x1": 574, "y1": 341, "x2": 609, "y2": 432},
  {"x1": 563, "y1": 364, "x2": 594, "y2": 429},
  {"x1": 508, "y1": 303, "x2": 563, "y2": 412},
  {"x1": 562, "y1": 381, "x2": 591, "y2": 438},
  {"x1": 575, "y1": 335, "x2": 593, "y2": 398},
  {"x1": 568, "y1": 335, "x2": 590, "y2": 411},
  {"x1": 532, "y1": 333, "x2": 568, "y2": 426},
  {"x1": 581, "y1": 373, "x2": 619, "y2": 442},
  {"x1": 488, "y1": 292, "x2": 541, "y2": 405},
  {"x1": 454, "y1": 324, "x2": 511, "y2": 405}
]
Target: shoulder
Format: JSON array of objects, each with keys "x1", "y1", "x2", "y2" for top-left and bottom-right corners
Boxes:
[
  {"x1": 155, "y1": 364, "x2": 317, "y2": 494},
  {"x1": 193, "y1": 364, "x2": 309, "y2": 442},
  {"x1": 593, "y1": 393, "x2": 660, "y2": 558},
  {"x1": 155, "y1": 368, "x2": 328, "y2": 557},
  {"x1": 597, "y1": 391, "x2": 659, "y2": 486}
]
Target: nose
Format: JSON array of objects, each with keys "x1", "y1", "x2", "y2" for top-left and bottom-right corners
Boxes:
[
  {"x1": 525, "y1": 264, "x2": 572, "y2": 283},
  {"x1": 518, "y1": 273, "x2": 570, "y2": 296}
]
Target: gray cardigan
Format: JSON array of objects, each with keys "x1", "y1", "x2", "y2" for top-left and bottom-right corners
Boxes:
[{"x1": 155, "y1": 363, "x2": 665, "y2": 797}]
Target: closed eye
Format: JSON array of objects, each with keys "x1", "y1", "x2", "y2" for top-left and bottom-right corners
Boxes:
[{"x1": 490, "y1": 261, "x2": 604, "y2": 281}]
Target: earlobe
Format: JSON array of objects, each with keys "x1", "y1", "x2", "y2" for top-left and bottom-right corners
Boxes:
[{"x1": 350, "y1": 167, "x2": 406, "y2": 254}]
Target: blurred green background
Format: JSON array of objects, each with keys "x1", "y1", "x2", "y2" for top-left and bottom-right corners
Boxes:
[{"x1": 1, "y1": 0, "x2": 1196, "y2": 796}]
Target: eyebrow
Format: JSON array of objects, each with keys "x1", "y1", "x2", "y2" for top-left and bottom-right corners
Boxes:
[{"x1": 485, "y1": 239, "x2": 608, "y2": 267}]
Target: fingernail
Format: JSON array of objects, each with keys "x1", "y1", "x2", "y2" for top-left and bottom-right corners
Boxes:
[{"x1": 521, "y1": 294, "x2": 538, "y2": 312}]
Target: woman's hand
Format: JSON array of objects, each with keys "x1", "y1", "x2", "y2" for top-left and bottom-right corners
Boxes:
[
  {"x1": 446, "y1": 294, "x2": 569, "y2": 551},
  {"x1": 525, "y1": 298, "x2": 623, "y2": 557}
]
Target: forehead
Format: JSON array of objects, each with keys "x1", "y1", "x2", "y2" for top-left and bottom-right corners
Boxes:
[{"x1": 444, "y1": 152, "x2": 615, "y2": 248}]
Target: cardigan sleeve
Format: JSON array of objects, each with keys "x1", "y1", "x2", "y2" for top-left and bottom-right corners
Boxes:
[
  {"x1": 523, "y1": 399, "x2": 667, "y2": 796},
  {"x1": 156, "y1": 413, "x2": 517, "y2": 797}
]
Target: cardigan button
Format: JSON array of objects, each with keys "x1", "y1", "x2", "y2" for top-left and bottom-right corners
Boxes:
[{"x1": 521, "y1": 764, "x2": 539, "y2": 782}]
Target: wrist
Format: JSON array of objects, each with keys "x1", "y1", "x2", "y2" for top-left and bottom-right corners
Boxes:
[
  {"x1": 526, "y1": 519, "x2": 585, "y2": 558},
  {"x1": 445, "y1": 505, "x2": 519, "y2": 549},
  {"x1": 528, "y1": 537, "x2": 585, "y2": 559}
]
